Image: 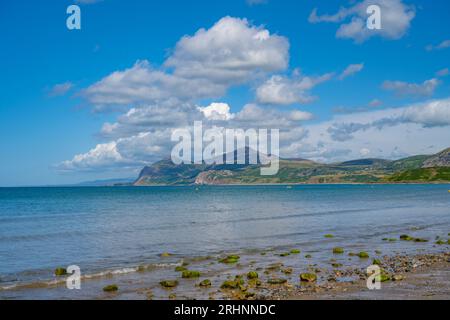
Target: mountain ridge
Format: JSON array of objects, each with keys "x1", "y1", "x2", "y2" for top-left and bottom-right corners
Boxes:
[{"x1": 134, "y1": 148, "x2": 450, "y2": 185}]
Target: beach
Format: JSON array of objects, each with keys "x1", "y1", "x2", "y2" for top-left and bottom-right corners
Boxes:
[{"x1": 0, "y1": 185, "x2": 449, "y2": 300}]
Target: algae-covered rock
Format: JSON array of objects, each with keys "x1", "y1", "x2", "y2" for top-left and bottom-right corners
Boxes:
[
  {"x1": 160, "y1": 280, "x2": 179, "y2": 288},
  {"x1": 414, "y1": 238, "x2": 428, "y2": 243},
  {"x1": 221, "y1": 280, "x2": 240, "y2": 289},
  {"x1": 160, "y1": 252, "x2": 172, "y2": 257},
  {"x1": 358, "y1": 252, "x2": 369, "y2": 258},
  {"x1": 282, "y1": 268, "x2": 293, "y2": 274},
  {"x1": 267, "y1": 278, "x2": 287, "y2": 285},
  {"x1": 279, "y1": 252, "x2": 290, "y2": 257},
  {"x1": 299, "y1": 273, "x2": 317, "y2": 282},
  {"x1": 54, "y1": 267, "x2": 67, "y2": 276},
  {"x1": 247, "y1": 271, "x2": 259, "y2": 280},
  {"x1": 400, "y1": 235, "x2": 414, "y2": 241},
  {"x1": 372, "y1": 259, "x2": 382, "y2": 265},
  {"x1": 182, "y1": 270, "x2": 201, "y2": 278},
  {"x1": 392, "y1": 274, "x2": 404, "y2": 281},
  {"x1": 199, "y1": 279, "x2": 212, "y2": 287},
  {"x1": 137, "y1": 265, "x2": 147, "y2": 272},
  {"x1": 435, "y1": 240, "x2": 446, "y2": 245},
  {"x1": 348, "y1": 252, "x2": 357, "y2": 256},
  {"x1": 324, "y1": 234, "x2": 334, "y2": 238},
  {"x1": 331, "y1": 263, "x2": 343, "y2": 268},
  {"x1": 103, "y1": 284, "x2": 119, "y2": 292},
  {"x1": 175, "y1": 266, "x2": 187, "y2": 272},
  {"x1": 168, "y1": 293, "x2": 177, "y2": 299},
  {"x1": 378, "y1": 273, "x2": 390, "y2": 282},
  {"x1": 332, "y1": 247, "x2": 344, "y2": 254},
  {"x1": 219, "y1": 255, "x2": 240, "y2": 264},
  {"x1": 305, "y1": 254, "x2": 312, "y2": 259},
  {"x1": 290, "y1": 249, "x2": 301, "y2": 254}
]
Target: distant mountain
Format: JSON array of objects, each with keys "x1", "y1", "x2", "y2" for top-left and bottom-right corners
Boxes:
[
  {"x1": 134, "y1": 148, "x2": 450, "y2": 185},
  {"x1": 72, "y1": 178, "x2": 134, "y2": 187}
]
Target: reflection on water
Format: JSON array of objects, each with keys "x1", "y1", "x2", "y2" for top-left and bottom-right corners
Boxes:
[{"x1": 0, "y1": 184, "x2": 449, "y2": 298}]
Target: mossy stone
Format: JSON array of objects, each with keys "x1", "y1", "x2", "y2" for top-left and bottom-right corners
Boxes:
[
  {"x1": 282, "y1": 268, "x2": 293, "y2": 274},
  {"x1": 199, "y1": 279, "x2": 212, "y2": 287},
  {"x1": 324, "y1": 234, "x2": 334, "y2": 238},
  {"x1": 435, "y1": 240, "x2": 446, "y2": 245},
  {"x1": 54, "y1": 267, "x2": 67, "y2": 276},
  {"x1": 300, "y1": 273, "x2": 317, "y2": 282},
  {"x1": 392, "y1": 274, "x2": 404, "y2": 281},
  {"x1": 377, "y1": 273, "x2": 390, "y2": 282},
  {"x1": 219, "y1": 255, "x2": 240, "y2": 264},
  {"x1": 103, "y1": 284, "x2": 119, "y2": 292},
  {"x1": 279, "y1": 252, "x2": 290, "y2": 257},
  {"x1": 175, "y1": 266, "x2": 187, "y2": 272},
  {"x1": 400, "y1": 235, "x2": 414, "y2": 241},
  {"x1": 182, "y1": 270, "x2": 201, "y2": 278},
  {"x1": 247, "y1": 271, "x2": 259, "y2": 279},
  {"x1": 372, "y1": 259, "x2": 381, "y2": 265},
  {"x1": 358, "y1": 252, "x2": 369, "y2": 258},
  {"x1": 333, "y1": 247, "x2": 344, "y2": 254},
  {"x1": 267, "y1": 278, "x2": 287, "y2": 285},
  {"x1": 221, "y1": 280, "x2": 240, "y2": 289},
  {"x1": 160, "y1": 280, "x2": 178, "y2": 288},
  {"x1": 290, "y1": 249, "x2": 301, "y2": 254}
]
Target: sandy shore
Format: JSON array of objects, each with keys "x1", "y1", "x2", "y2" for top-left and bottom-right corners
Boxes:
[{"x1": 248, "y1": 252, "x2": 450, "y2": 300}]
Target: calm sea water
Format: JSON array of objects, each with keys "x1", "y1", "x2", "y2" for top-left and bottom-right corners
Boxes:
[{"x1": 0, "y1": 185, "x2": 449, "y2": 297}]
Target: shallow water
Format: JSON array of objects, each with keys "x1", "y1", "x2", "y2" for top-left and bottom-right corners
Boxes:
[{"x1": 0, "y1": 185, "x2": 449, "y2": 299}]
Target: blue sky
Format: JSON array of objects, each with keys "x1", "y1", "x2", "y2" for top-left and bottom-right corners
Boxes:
[{"x1": 0, "y1": 0, "x2": 449, "y2": 186}]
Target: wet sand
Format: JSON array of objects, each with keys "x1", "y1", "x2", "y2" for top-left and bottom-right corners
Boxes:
[{"x1": 274, "y1": 253, "x2": 450, "y2": 300}]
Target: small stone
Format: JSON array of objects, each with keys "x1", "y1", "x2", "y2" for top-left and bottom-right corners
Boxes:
[
  {"x1": 247, "y1": 271, "x2": 259, "y2": 279},
  {"x1": 282, "y1": 268, "x2": 293, "y2": 274},
  {"x1": 219, "y1": 255, "x2": 240, "y2": 264},
  {"x1": 290, "y1": 249, "x2": 301, "y2": 254},
  {"x1": 333, "y1": 247, "x2": 344, "y2": 254},
  {"x1": 305, "y1": 254, "x2": 312, "y2": 259},
  {"x1": 358, "y1": 252, "x2": 369, "y2": 258},
  {"x1": 103, "y1": 284, "x2": 119, "y2": 292},
  {"x1": 400, "y1": 235, "x2": 414, "y2": 241},
  {"x1": 279, "y1": 252, "x2": 290, "y2": 257},
  {"x1": 160, "y1": 280, "x2": 178, "y2": 288},
  {"x1": 199, "y1": 279, "x2": 212, "y2": 287},
  {"x1": 175, "y1": 266, "x2": 187, "y2": 272},
  {"x1": 299, "y1": 273, "x2": 317, "y2": 282},
  {"x1": 54, "y1": 267, "x2": 67, "y2": 276},
  {"x1": 267, "y1": 278, "x2": 287, "y2": 285},
  {"x1": 182, "y1": 270, "x2": 201, "y2": 278},
  {"x1": 372, "y1": 259, "x2": 382, "y2": 265},
  {"x1": 392, "y1": 274, "x2": 404, "y2": 281}
]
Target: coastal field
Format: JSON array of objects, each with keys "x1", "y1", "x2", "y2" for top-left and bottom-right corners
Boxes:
[{"x1": 0, "y1": 185, "x2": 449, "y2": 300}]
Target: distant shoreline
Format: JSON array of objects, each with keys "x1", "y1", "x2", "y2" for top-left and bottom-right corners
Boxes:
[{"x1": 2, "y1": 182, "x2": 450, "y2": 188}]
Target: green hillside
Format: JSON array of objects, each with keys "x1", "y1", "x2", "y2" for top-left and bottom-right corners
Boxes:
[
  {"x1": 134, "y1": 148, "x2": 450, "y2": 185},
  {"x1": 386, "y1": 167, "x2": 450, "y2": 182}
]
